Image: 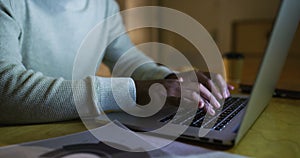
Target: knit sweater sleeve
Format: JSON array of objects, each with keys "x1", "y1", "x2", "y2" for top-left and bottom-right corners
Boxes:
[{"x1": 0, "y1": 1, "x2": 136, "y2": 124}]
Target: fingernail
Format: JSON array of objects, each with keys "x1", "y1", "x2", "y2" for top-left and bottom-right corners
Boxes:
[
  {"x1": 226, "y1": 89, "x2": 230, "y2": 97},
  {"x1": 199, "y1": 102, "x2": 204, "y2": 108},
  {"x1": 215, "y1": 101, "x2": 221, "y2": 109},
  {"x1": 223, "y1": 91, "x2": 228, "y2": 98},
  {"x1": 179, "y1": 77, "x2": 184, "y2": 82},
  {"x1": 217, "y1": 93, "x2": 223, "y2": 99}
]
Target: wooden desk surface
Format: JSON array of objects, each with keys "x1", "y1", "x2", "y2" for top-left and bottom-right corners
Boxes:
[{"x1": 0, "y1": 98, "x2": 299, "y2": 157}]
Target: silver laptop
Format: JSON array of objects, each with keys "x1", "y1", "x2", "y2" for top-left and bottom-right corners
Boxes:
[{"x1": 97, "y1": 0, "x2": 299, "y2": 148}]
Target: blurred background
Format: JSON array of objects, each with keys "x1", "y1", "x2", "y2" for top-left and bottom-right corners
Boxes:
[{"x1": 99, "y1": 0, "x2": 299, "y2": 92}]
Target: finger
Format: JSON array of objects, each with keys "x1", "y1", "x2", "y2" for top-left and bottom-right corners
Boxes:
[
  {"x1": 182, "y1": 83, "x2": 221, "y2": 109},
  {"x1": 180, "y1": 90, "x2": 203, "y2": 109},
  {"x1": 228, "y1": 84, "x2": 235, "y2": 91},
  {"x1": 180, "y1": 84, "x2": 216, "y2": 115},
  {"x1": 181, "y1": 90, "x2": 205, "y2": 108},
  {"x1": 191, "y1": 92, "x2": 205, "y2": 108},
  {"x1": 199, "y1": 84, "x2": 221, "y2": 109},
  {"x1": 196, "y1": 72, "x2": 223, "y2": 99},
  {"x1": 208, "y1": 79, "x2": 223, "y2": 100},
  {"x1": 215, "y1": 74, "x2": 230, "y2": 98},
  {"x1": 178, "y1": 77, "x2": 184, "y2": 82},
  {"x1": 203, "y1": 100, "x2": 215, "y2": 116}
]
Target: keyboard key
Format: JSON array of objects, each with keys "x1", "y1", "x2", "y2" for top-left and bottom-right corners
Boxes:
[{"x1": 159, "y1": 97, "x2": 249, "y2": 131}]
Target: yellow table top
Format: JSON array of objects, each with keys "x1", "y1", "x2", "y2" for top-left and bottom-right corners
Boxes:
[{"x1": 0, "y1": 98, "x2": 299, "y2": 157}]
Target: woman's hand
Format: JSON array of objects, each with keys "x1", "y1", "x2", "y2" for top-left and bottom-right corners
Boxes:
[
  {"x1": 134, "y1": 79, "x2": 182, "y2": 106},
  {"x1": 134, "y1": 71, "x2": 234, "y2": 115},
  {"x1": 167, "y1": 70, "x2": 234, "y2": 115}
]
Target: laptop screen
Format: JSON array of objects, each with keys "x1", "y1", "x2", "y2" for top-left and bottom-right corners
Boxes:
[{"x1": 235, "y1": 0, "x2": 300, "y2": 143}]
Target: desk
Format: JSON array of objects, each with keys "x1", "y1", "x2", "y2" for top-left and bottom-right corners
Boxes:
[{"x1": 0, "y1": 98, "x2": 299, "y2": 157}]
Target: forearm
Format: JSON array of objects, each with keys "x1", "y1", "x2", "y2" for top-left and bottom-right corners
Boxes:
[
  {"x1": 0, "y1": 60, "x2": 136, "y2": 124},
  {"x1": 103, "y1": 36, "x2": 173, "y2": 80},
  {"x1": 0, "y1": 60, "x2": 81, "y2": 124}
]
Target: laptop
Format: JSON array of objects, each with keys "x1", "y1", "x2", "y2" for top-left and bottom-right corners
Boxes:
[{"x1": 96, "y1": 0, "x2": 300, "y2": 148}]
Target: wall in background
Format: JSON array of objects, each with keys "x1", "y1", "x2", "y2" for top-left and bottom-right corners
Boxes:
[
  {"x1": 112, "y1": 0, "x2": 299, "y2": 91},
  {"x1": 115, "y1": 0, "x2": 281, "y2": 69},
  {"x1": 159, "y1": 0, "x2": 281, "y2": 53}
]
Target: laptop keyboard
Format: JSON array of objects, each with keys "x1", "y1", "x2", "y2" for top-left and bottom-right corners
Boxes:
[{"x1": 159, "y1": 97, "x2": 248, "y2": 131}]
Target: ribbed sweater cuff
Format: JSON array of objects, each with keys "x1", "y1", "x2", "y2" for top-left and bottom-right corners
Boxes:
[{"x1": 94, "y1": 77, "x2": 136, "y2": 113}]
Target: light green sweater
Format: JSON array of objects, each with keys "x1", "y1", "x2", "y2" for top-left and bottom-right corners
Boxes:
[{"x1": 0, "y1": 0, "x2": 172, "y2": 124}]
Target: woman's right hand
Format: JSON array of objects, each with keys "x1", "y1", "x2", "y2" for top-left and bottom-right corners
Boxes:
[{"x1": 134, "y1": 78, "x2": 223, "y2": 115}]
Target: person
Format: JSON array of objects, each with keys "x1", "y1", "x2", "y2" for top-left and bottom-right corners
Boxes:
[{"x1": 0, "y1": 0, "x2": 233, "y2": 125}]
